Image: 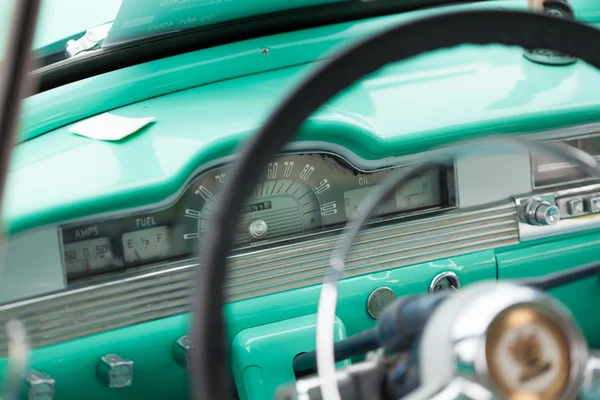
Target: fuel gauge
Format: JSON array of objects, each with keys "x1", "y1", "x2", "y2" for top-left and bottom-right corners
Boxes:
[{"x1": 122, "y1": 226, "x2": 171, "y2": 263}]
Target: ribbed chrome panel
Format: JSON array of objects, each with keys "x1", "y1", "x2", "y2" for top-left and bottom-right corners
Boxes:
[{"x1": 0, "y1": 203, "x2": 518, "y2": 355}]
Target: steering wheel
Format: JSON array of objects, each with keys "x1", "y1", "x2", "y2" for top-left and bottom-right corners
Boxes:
[{"x1": 189, "y1": 8, "x2": 600, "y2": 400}]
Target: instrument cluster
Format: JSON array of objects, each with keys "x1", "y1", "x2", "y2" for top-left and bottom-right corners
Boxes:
[{"x1": 60, "y1": 154, "x2": 455, "y2": 282}]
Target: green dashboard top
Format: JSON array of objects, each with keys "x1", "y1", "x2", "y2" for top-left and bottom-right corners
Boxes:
[{"x1": 4, "y1": 0, "x2": 600, "y2": 235}]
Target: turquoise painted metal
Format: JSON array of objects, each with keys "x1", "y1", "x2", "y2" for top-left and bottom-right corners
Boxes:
[
  {"x1": 0, "y1": 250, "x2": 495, "y2": 399},
  {"x1": 9, "y1": 41, "x2": 600, "y2": 234},
  {"x1": 20, "y1": 1, "x2": 529, "y2": 144},
  {"x1": 1, "y1": 1, "x2": 600, "y2": 399},
  {"x1": 232, "y1": 314, "x2": 349, "y2": 400}
]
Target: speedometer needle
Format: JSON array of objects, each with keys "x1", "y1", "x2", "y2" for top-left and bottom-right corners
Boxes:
[{"x1": 135, "y1": 250, "x2": 142, "y2": 261}]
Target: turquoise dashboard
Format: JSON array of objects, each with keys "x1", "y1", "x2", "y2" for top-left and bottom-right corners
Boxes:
[{"x1": 2, "y1": 1, "x2": 600, "y2": 400}]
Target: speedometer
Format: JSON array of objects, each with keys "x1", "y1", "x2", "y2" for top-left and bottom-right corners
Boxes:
[{"x1": 180, "y1": 155, "x2": 345, "y2": 245}]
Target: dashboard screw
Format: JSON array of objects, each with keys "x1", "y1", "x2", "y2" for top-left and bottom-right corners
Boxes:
[{"x1": 260, "y1": 47, "x2": 269, "y2": 55}]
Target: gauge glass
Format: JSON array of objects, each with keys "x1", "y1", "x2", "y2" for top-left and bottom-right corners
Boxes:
[
  {"x1": 63, "y1": 237, "x2": 112, "y2": 276},
  {"x1": 182, "y1": 156, "x2": 341, "y2": 245},
  {"x1": 395, "y1": 171, "x2": 441, "y2": 211},
  {"x1": 344, "y1": 186, "x2": 382, "y2": 218},
  {"x1": 122, "y1": 226, "x2": 171, "y2": 263}
]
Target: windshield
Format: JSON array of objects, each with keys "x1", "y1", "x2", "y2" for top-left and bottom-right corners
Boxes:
[
  {"x1": 25, "y1": 0, "x2": 600, "y2": 70},
  {"x1": 34, "y1": 0, "x2": 121, "y2": 56},
  {"x1": 104, "y1": 0, "x2": 346, "y2": 46},
  {"x1": 31, "y1": 0, "x2": 350, "y2": 61}
]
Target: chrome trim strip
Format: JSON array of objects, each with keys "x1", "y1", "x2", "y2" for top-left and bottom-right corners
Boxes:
[{"x1": 0, "y1": 203, "x2": 518, "y2": 356}]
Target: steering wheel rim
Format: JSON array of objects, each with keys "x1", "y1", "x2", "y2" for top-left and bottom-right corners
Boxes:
[{"x1": 190, "y1": 9, "x2": 600, "y2": 400}]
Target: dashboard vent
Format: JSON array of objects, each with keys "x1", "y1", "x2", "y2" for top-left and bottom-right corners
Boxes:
[{"x1": 0, "y1": 203, "x2": 518, "y2": 355}]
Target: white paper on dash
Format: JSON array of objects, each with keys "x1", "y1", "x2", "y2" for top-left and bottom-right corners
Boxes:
[{"x1": 69, "y1": 113, "x2": 156, "y2": 141}]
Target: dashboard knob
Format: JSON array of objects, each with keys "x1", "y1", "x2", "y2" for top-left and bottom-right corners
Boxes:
[
  {"x1": 173, "y1": 335, "x2": 193, "y2": 369},
  {"x1": 97, "y1": 354, "x2": 134, "y2": 388},
  {"x1": 522, "y1": 198, "x2": 561, "y2": 226},
  {"x1": 249, "y1": 220, "x2": 268, "y2": 239},
  {"x1": 26, "y1": 370, "x2": 55, "y2": 400}
]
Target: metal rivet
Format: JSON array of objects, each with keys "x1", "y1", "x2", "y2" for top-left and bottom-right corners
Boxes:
[
  {"x1": 366, "y1": 287, "x2": 396, "y2": 320},
  {"x1": 173, "y1": 335, "x2": 193, "y2": 369},
  {"x1": 260, "y1": 47, "x2": 269, "y2": 55},
  {"x1": 26, "y1": 370, "x2": 55, "y2": 400},
  {"x1": 97, "y1": 354, "x2": 133, "y2": 388}
]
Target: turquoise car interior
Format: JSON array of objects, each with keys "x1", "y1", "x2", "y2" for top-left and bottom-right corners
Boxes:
[{"x1": 2, "y1": 1, "x2": 600, "y2": 399}]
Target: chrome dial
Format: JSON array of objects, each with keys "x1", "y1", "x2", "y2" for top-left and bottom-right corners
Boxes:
[{"x1": 522, "y1": 198, "x2": 561, "y2": 226}]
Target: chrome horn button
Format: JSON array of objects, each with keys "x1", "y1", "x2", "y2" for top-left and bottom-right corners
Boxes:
[
  {"x1": 485, "y1": 307, "x2": 571, "y2": 399},
  {"x1": 415, "y1": 282, "x2": 587, "y2": 400}
]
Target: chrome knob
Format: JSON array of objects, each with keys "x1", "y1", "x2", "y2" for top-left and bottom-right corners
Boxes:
[
  {"x1": 26, "y1": 371, "x2": 55, "y2": 400},
  {"x1": 534, "y1": 202, "x2": 561, "y2": 225},
  {"x1": 173, "y1": 335, "x2": 193, "y2": 369},
  {"x1": 248, "y1": 220, "x2": 268, "y2": 239},
  {"x1": 97, "y1": 354, "x2": 133, "y2": 388},
  {"x1": 522, "y1": 198, "x2": 561, "y2": 226}
]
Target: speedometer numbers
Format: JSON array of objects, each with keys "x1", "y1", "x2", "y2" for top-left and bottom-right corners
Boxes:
[
  {"x1": 180, "y1": 156, "x2": 449, "y2": 245},
  {"x1": 181, "y1": 156, "x2": 344, "y2": 245}
]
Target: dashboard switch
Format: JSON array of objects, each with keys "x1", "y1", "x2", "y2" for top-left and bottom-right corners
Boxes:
[
  {"x1": 173, "y1": 335, "x2": 193, "y2": 369},
  {"x1": 97, "y1": 354, "x2": 133, "y2": 388},
  {"x1": 567, "y1": 198, "x2": 584, "y2": 216},
  {"x1": 589, "y1": 196, "x2": 600, "y2": 213},
  {"x1": 26, "y1": 370, "x2": 55, "y2": 400},
  {"x1": 521, "y1": 198, "x2": 561, "y2": 226}
]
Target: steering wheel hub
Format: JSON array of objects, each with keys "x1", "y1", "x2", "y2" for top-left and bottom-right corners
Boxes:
[
  {"x1": 414, "y1": 282, "x2": 588, "y2": 400},
  {"x1": 485, "y1": 306, "x2": 571, "y2": 399}
]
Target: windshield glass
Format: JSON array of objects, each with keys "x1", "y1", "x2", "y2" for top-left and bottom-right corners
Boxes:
[
  {"x1": 25, "y1": 0, "x2": 600, "y2": 70},
  {"x1": 104, "y1": 0, "x2": 346, "y2": 46},
  {"x1": 34, "y1": 0, "x2": 121, "y2": 56},
  {"x1": 31, "y1": 0, "x2": 350, "y2": 61}
]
